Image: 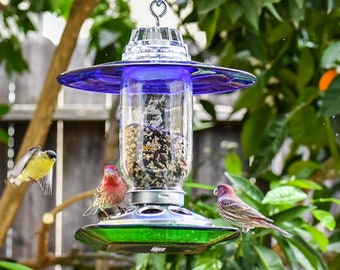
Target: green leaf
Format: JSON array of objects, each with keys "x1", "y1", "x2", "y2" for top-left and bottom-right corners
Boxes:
[
  {"x1": 250, "y1": 114, "x2": 289, "y2": 177},
  {"x1": 241, "y1": 0, "x2": 261, "y2": 32},
  {"x1": 233, "y1": 71, "x2": 268, "y2": 112},
  {"x1": 319, "y1": 75, "x2": 340, "y2": 116},
  {"x1": 289, "y1": 0, "x2": 305, "y2": 25},
  {"x1": 294, "y1": 0, "x2": 305, "y2": 9},
  {"x1": 313, "y1": 197, "x2": 340, "y2": 205},
  {"x1": 183, "y1": 181, "x2": 215, "y2": 191},
  {"x1": 253, "y1": 245, "x2": 285, "y2": 270},
  {"x1": 276, "y1": 68, "x2": 297, "y2": 88},
  {"x1": 288, "y1": 234, "x2": 327, "y2": 270},
  {"x1": 225, "y1": 152, "x2": 243, "y2": 175},
  {"x1": 302, "y1": 224, "x2": 329, "y2": 252},
  {"x1": 245, "y1": 31, "x2": 267, "y2": 62},
  {"x1": 296, "y1": 86, "x2": 319, "y2": 109},
  {"x1": 320, "y1": 42, "x2": 340, "y2": 69},
  {"x1": 262, "y1": 186, "x2": 307, "y2": 205},
  {"x1": 199, "y1": 9, "x2": 220, "y2": 47},
  {"x1": 49, "y1": 0, "x2": 72, "y2": 18},
  {"x1": 287, "y1": 160, "x2": 322, "y2": 178},
  {"x1": 0, "y1": 104, "x2": 10, "y2": 117},
  {"x1": 225, "y1": 1, "x2": 243, "y2": 24},
  {"x1": 196, "y1": 0, "x2": 226, "y2": 15},
  {"x1": 297, "y1": 48, "x2": 314, "y2": 90},
  {"x1": 273, "y1": 178, "x2": 322, "y2": 190},
  {"x1": 241, "y1": 240, "x2": 259, "y2": 269},
  {"x1": 241, "y1": 105, "x2": 273, "y2": 158},
  {"x1": 193, "y1": 113, "x2": 215, "y2": 131},
  {"x1": 265, "y1": 3, "x2": 282, "y2": 21},
  {"x1": 267, "y1": 22, "x2": 294, "y2": 43},
  {"x1": 218, "y1": 42, "x2": 236, "y2": 67},
  {"x1": 0, "y1": 128, "x2": 9, "y2": 144},
  {"x1": 275, "y1": 237, "x2": 300, "y2": 269},
  {"x1": 328, "y1": 231, "x2": 340, "y2": 253},
  {"x1": 312, "y1": 209, "x2": 336, "y2": 231},
  {"x1": 0, "y1": 36, "x2": 29, "y2": 76},
  {"x1": 0, "y1": 261, "x2": 33, "y2": 270},
  {"x1": 271, "y1": 206, "x2": 314, "y2": 223},
  {"x1": 288, "y1": 105, "x2": 327, "y2": 146},
  {"x1": 286, "y1": 241, "x2": 317, "y2": 270},
  {"x1": 200, "y1": 99, "x2": 217, "y2": 120},
  {"x1": 142, "y1": 254, "x2": 166, "y2": 269},
  {"x1": 193, "y1": 258, "x2": 223, "y2": 270},
  {"x1": 224, "y1": 171, "x2": 264, "y2": 202}
]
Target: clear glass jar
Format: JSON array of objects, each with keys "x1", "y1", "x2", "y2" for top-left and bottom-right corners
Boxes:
[{"x1": 120, "y1": 65, "x2": 193, "y2": 190}]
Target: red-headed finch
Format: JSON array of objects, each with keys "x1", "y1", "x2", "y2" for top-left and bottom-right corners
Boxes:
[
  {"x1": 7, "y1": 146, "x2": 56, "y2": 195},
  {"x1": 214, "y1": 184, "x2": 291, "y2": 237},
  {"x1": 83, "y1": 165, "x2": 128, "y2": 217}
]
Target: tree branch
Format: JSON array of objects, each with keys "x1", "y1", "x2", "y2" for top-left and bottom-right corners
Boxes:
[
  {"x1": 21, "y1": 190, "x2": 135, "y2": 269},
  {"x1": 22, "y1": 190, "x2": 95, "y2": 268},
  {"x1": 0, "y1": 0, "x2": 100, "y2": 248},
  {"x1": 0, "y1": 3, "x2": 8, "y2": 12}
]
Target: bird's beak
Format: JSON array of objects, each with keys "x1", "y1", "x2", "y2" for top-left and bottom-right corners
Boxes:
[{"x1": 213, "y1": 188, "x2": 218, "y2": 196}]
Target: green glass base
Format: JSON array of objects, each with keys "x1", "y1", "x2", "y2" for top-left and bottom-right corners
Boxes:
[{"x1": 75, "y1": 224, "x2": 240, "y2": 254}]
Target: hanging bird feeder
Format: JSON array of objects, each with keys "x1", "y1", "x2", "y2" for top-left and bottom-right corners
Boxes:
[{"x1": 57, "y1": 0, "x2": 256, "y2": 254}]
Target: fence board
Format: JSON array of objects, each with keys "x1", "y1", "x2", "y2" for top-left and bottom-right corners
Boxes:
[
  {"x1": 0, "y1": 65, "x2": 10, "y2": 104},
  {"x1": 192, "y1": 122, "x2": 242, "y2": 197},
  {"x1": 14, "y1": 34, "x2": 55, "y2": 105},
  {"x1": 61, "y1": 120, "x2": 106, "y2": 254},
  {"x1": 62, "y1": 38, "x2": 107, "y2": 106}
]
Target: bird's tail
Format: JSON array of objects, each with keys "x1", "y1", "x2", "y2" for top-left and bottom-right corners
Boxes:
[
  {"x1": 7, "y1": 174, "x2": 24, "y2": 187},
  {"x1": 83, "y1": 204, "x2": 99, "y2": 216},
  {"x1": 271, "y1": 224, "x2": 292, "y2": 237}
]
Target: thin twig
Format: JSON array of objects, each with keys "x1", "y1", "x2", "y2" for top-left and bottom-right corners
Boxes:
[{"x1": 22, "y1": 190, "x2": 95, "y2": 268}]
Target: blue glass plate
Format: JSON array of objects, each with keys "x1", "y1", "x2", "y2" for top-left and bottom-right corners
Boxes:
[{"x1": 57, "y1": 60, "x2": 256, "y2": 95}]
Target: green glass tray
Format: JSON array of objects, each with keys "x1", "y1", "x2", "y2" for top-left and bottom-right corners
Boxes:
[{"x1": 75, "y1": 224, "x2": 240, "y2": 254}]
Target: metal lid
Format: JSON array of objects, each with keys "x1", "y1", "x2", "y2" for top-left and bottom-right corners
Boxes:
[{"x1": 122, "y1": 27, "x2": 191, "y2": 61}]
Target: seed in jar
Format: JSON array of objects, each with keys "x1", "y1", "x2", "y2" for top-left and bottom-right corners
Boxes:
[{"x1": 122, "y1": 124, "x2": 189, "y2": 189}]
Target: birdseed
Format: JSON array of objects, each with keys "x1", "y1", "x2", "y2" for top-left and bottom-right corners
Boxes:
[{"x1": 122, "y1": 124, "x2": 189, "y2": 189}]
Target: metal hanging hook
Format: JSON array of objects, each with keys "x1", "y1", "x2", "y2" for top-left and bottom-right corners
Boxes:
[{"x1": 150, "y1": 0, "x2": 168, "y2": 27}]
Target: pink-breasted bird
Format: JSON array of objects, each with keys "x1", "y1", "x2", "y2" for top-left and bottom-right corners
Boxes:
[
  {"x1": 214, "y1": 184, "x2": 291, "y2": 237},
  {"x1": 83, "y1": 165, "x2": 128, "y2": 217}
]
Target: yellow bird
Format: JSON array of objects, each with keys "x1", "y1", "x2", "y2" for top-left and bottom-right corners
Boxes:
[{"x1": 7, "y1": 146, "x2": 57, "y2": 195}]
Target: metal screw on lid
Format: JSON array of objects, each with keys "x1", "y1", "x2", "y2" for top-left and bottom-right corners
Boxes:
[{"x1": 122, "y1": 27, "x2": 191, "y2": 61}]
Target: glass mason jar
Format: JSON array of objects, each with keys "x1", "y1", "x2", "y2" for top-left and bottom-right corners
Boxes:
[{"x1": 120, "y1": 65, "x2": 193, "y2": 190}]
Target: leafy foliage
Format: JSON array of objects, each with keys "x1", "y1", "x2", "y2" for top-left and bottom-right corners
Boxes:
[
  {"x1": 88, "y1": 0, "x2": 136, "y2": 63},
  {"x1": 135, "y1": 0, "x2": 340, "y2": 269},
  {"x1": 0, "y1": 0, "x2": 56, "y2": 76},
  {"x1": 0, "y1": 104, "x2": 10, "y2": 144},
  {"x1": 0, "y1": 260, "x2": 33, "y2": 270}
]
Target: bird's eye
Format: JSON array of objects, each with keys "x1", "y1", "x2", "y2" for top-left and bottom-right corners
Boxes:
[{"x1": 107, "y1": 168, "x2": 116, "y2": 173}]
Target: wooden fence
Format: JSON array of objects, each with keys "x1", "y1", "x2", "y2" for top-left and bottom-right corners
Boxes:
[{"x1": 0, "y1": 34, "x2": 242, "y2": 269}]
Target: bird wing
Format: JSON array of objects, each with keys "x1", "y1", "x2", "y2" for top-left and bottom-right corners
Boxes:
[
  {"x1": 82, "y1": 184, "x2": 102, "y2": 216},
  {"x1": 8, "y1": 146, "x2": 41, "y2": 180},
  {"x1": 38, "y1": 170, "x2": 53, "y2": 196},
  {"x1": 220, "y1": 199, "x2": 273, "y2": 223}
]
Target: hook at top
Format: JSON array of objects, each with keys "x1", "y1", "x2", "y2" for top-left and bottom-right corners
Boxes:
[{"x1": 150, "y1": 0, "x2": 168, "y2": 27}]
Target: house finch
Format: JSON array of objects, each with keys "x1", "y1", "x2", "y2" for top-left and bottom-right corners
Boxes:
[
  {"x1": 214, "y1": 184, "x2": 291, "y2": 237},
  {"x1": 7, "y1": 146, "x2": 57, "y2": 195},
  {"x1": 83, "y1": 165, "x2": 128, "y2": 217}
]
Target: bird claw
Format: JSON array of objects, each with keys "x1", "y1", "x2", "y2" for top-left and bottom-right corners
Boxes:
[
  {"x1": 241, "y1": 228, "x2": 250, "y2": 233},
  {"x1": 117, "y1": 205, "x2": 125, "y2": 214}
]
